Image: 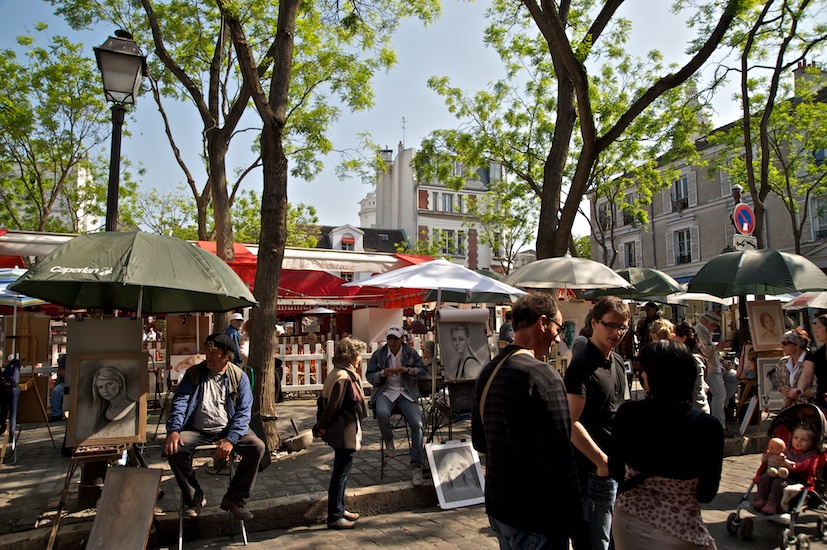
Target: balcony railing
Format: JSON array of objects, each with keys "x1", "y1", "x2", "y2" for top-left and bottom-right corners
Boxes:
[
  {"x1": 672, "y1": 198, "x2": 688, "y2": 211},
  {"x1": 677, "y1": 253, "x2": 692, "y2": 265}
]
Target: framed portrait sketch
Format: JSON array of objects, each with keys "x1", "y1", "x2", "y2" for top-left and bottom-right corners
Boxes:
[
  {"x1": 86, "y1": 467, "x2": 163, "y2": 550},
  {"x1": 559, "y1": 319, "x2": 578, "y2": 354},
  {"x1": 747, "y1": 300, "x2": 785, "y2": 351},
  {"x1": 438, "y1": 321, "x2": 490, "y2": 382},
  {"x1": 67, "y1": 352, "x2": 148, "y2": 447},
  {"x1": 756, "y1": 356, "x2": 785, "y2": 411},
  {"x1": 425, "y1": 439, "x2": 485, "y2": 510}
]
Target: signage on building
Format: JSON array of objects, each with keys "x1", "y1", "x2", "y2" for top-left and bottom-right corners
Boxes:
[
  {"x1": 733, "y1": 235, "x2": 758, "y2": 251},
  {"x1": 732, "y1": 203, "x2": 756, "y2": 235}
]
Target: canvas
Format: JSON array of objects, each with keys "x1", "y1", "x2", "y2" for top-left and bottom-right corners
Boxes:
[
  {"x1": 67, "y1": 352, "x2": 148, "y2": 447},
  {"x1": 85, "y1": 467, "x2": 162, "y2": 550},
  {"x1": 439, "y1": 321, "x2": 490, "y2": 382},
  {"x1": 757, "y1": 356, "x2": 785, "y2": 411},
  {"x1": 747, "y1": 300, "x2": 785, "y2": 351},
  {"x1": 426, "y1": 439, "x2": 485, "y2": 510}
]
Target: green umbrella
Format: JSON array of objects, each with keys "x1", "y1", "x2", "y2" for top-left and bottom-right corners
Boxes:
[
  {"x1": 585, "y1": 267, "x2": 686, "y2": 299},
  {"x1": 687, "y1": 248, "x2": 827, "y2": 298},
  {"x1": 504, "y1": 257, "x2": 633, "y2": 289},
  {"x1": 9, "y1": 232, "x2": 258, "y2": 314}
]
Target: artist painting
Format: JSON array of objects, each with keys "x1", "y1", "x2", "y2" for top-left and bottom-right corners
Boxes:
[
  {"x1": 68, "y1": 352, "x2": 147, "y2": 447},
  {"x1": 439, "y1": 322, "x2": 490, "y2": 382}
]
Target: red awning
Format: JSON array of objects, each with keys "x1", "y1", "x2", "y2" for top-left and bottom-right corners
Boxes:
[
  {"x1": 393, "y1": 253, "x2": 435, "y2": 267},
  {"x1": 196, "y1": 241, "x2": 257, "y2": 284}
]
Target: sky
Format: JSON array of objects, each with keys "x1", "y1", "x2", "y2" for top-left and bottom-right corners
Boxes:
[{"x1": 0, "y1": 1, "x2": 743, "y2": 240}]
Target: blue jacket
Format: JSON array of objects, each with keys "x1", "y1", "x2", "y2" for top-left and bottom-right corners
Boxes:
[
  {"x1": 166, "y1": 361, "x2": 252, "y2": 444},
  {"x1": 366, "y1": 343, "x2": 425, "y2": 405},
  {"x1": 226, "y1": 325, "x2": 242, "y2": 364}
]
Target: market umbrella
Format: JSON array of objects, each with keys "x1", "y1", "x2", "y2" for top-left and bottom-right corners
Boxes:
[
  {"x1": 686, "y1": 248, "x2": 827, "y2": 298},
  {"x1": 782, "y1": 291, "x2": 827, "y2": 311},
  {"x1": 585, "y1": 267, "x2": 686, "y2": 299},
  {"x1": 666, "y1": 292, "x2": 735, "y2": 306},
  {"x1": 504, "y1": 257, "x2": 634, "y2": 290},
  {"x1": 0, "y1": 268, "x2": 47, "y2": 357},
  {"x1": 9, "y1": 232, "x2": 258, "y2": 314}
]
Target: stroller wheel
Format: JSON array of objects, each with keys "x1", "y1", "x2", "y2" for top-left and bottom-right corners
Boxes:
[
  {"x1": 795, "y1": 533, "x2": 810, "y2": 549},
  {"x1": 818, "y1": 517, "x2": 827, "y2": 539},
  {"x1": 726, "y1": 512, "x2": 739, "y2": 535},
  {"x1": 780, "y1": 527, "x2": 793, "y2": 550},
  {"x1": 741, "y1": 517, "x2": 753, "y2": 540}
]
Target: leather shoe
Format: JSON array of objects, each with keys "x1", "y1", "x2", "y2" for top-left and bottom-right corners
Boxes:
[
  {"x1": 220, "y1": 497, "x2": 253, "y2": 521},
  {"x1": 343, "y1": 510, "x2": 360, "y2": 521},
  {"x1": 183, "y1": 491, "x2": 207, "y2": 518},
  {"x1": 327, "y1": 518, "x2": 356, "y2": 529}
]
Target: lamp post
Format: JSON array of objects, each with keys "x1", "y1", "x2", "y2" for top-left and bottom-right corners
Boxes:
[{"x1": 94, "y1": 30, "x2": 146, "y2": 232}]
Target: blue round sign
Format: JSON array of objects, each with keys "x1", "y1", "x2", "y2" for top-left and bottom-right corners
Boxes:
[{"x1": 733, "y1": 203, "x2": 755, "y2": 235}]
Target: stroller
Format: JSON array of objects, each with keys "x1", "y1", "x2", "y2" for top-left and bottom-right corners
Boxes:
[{"x1": 727, "y1": 403, "x2": 827, "y2": 549}]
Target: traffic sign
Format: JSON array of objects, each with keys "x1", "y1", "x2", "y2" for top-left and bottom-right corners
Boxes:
[
  {"x1": 733, "y1": 235, "x2": 757, "y2": 251},
  {"x1": 733, "y1": 203, "x2": 756, "y2": 235}
]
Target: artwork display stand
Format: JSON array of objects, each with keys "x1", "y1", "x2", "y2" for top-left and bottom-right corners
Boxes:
[{"x1": 7, "y1": 376, "x2": 57, "y2": 466}]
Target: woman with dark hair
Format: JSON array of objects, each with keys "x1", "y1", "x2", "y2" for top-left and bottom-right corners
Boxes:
[
  {"x1": 796, "y1": 314, "x2": 827, "y2": 410},
  {"x1": 314, "y1": 337, "x2": 368, "y2": 529},
  {"x1": 92, "y1": 366, "x2": 137, "y2": 437},
  {"x1": 609, "y1": 340, "x2": 723, "y2": 550},
  {"x1": 674, "y1": 322, "x2": 710, "y2": 414}
]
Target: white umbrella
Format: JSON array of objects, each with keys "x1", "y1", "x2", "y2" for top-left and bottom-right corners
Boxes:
[
  {"x1": 505, "y1": 257, "x2": 633, "y2": 290},
  {"x1": 303, "y1": 307, "x2": 339, "y2": 339},
  {"x1": 666, "y1": 292, "x2": 735, "y2": 306},
  {"x1": 0, "y1": 268, "x2": 47, "y2": 358},
  {"x1": 782, "y1": 292, "x2": 827, "y2": 311}
]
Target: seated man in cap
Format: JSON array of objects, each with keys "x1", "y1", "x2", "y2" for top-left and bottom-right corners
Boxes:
[
  {"x1": 366, "y1": 325, "x2": 427, "y2": 486},
  {"x1": 164, "y1": 333, "x2": 265, "y2": 520},
  {"x1": 226, "y1": 312, "x2": 245, "y2": 364}
]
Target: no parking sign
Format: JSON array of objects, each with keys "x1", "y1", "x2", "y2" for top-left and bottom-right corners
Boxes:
[{"x1": 733, "y1": 203, "x2": 756, "y2": 235}]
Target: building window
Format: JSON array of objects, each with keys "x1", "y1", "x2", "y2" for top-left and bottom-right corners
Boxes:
[
  {"x1": 432, "y1": 192, "x2": 440, "y2": 212},
  {"x1": 672, "y1": 176, "x2": 689, "y2": 210},
  {"x1": 442, "y1": 193, "x2": 454, "y2": 213},
  {"x1": 624, "y1": 241, "x2": 637, "y2": 267},
  {"x1": 341, "y1": 233, "x2": 355, "y2": 251},
  {"x1": 814, "y1": 197, "x2": 827, "y2": 240},
  {"x1": 815, "y1": 148, "x2": 827, "y2": 166},
  {"x1": 675, "y1": 229, "x2": 692, "y2": 264},
  {"x1": 597, "y1": 203, "x2": 613, "y2": 229},
  {"x1": 458, "y1": 230, "x2": 466, "y2": 255},
  {"x1": 341, "y1": 271, "x2": 354, "y2": 282},
  {"x1": 492, "y1": 232, "x2": 503, "y2": 258},
  {"x1": 442, "y1": 230, "x2": 457, "y2": 255},
  {"x1": 457, "y1": 195, "x2": 465, "y2": 213}
]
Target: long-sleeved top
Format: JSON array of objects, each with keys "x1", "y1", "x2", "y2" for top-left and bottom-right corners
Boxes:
[
  {"x1": 609, "y1": 398, "x2": 723, "y2": 503},
  {"x1": 365, "y1": 343, "x2": 425, "y2": 404},
  {"x1": 472, "y1": 345, "x2": 585, "y2": 539},
  {"x1": 315, "y1": 364, "x2": 368, "y2": 450},
  {"x1": 166, "y1": 361, "x2": 252, "y2": 445}
]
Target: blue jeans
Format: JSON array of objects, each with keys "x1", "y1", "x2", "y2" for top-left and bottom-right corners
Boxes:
[
  {"x1": 374, "y1": 394, "x2": 424, "y2": 468},
  {"x1": 51, "y1": 382, "x2": 64, "y2": 417},
  {"x1": 328, "y1": 448, "x2": 355, "y2": 522},
  {"x1": 489, "y1": 516, "x2": 566, "y2": 549},
  {"x1": 582, "y1": 472, "x2": 617, "y2": 550}
]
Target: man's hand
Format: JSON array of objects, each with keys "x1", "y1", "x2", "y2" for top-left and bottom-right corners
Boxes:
[
  {"x1": 213, "y1": 438, "x2": 234, "y2": 461},
  {"x1": 164, "y1": 431, "x2": 182, "y2": 455}
]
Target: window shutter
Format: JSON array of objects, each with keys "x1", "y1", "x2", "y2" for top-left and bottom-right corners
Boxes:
[
  {"x1": 802, "y1": 203, "x2": 814, "y2": 243},
  {"x1": 719, "y1": 169, "x2": 729, "y2": 197},
  {"x1": 635, "y1": 239, "x2": 642, "y2": 268},
  {"x1": 618, "y1": 245, "x2": 626, "y2": 268},
  {"x1": 666, "y1": 232, "x2": 675, "y2": 267},
  {"x1": 662, "y1": 189, "x2": 672, "y2": 214},
  {"x1": 690, "y1": 226, "x2": 700, "y2": 262},
  {"x1": 688, "y1": 171, "x2": 698, "y2": 207}
]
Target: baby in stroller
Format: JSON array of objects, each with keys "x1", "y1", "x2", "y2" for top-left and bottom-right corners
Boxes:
[{"x1": 751, "y1": 425, "x2": 818, "y2": 515}]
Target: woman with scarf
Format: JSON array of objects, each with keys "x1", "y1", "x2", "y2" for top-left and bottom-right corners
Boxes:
[
  {"x1": 775, "y1": 327, "x2": 814, "y2": 407},
  {"x1": 314, "y1": 337, "x2": 369, "y2": 529}
]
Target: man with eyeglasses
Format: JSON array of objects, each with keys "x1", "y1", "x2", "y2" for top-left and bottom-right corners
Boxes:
[
  {"x1": 165, "y1": 333, "x2": 265, "y2": 521},
  {"x1": 472, "y1": 294, "x2": 588, "y2": 549},
  {"x1": 365, "y1": 325, "x2": 427, "y2": 486},
  {"x1": 565, "y1": 296, "x2": 631, "y2": 550}
]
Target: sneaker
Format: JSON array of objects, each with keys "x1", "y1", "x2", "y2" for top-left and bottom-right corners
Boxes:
[
  {"x1": 412, "y1": 467, "x2": 423, "y2": 486},
  {"x1": 221, "y1": 497, "x2": 254, "y2": 521},
  {"x1": 750, "y1": 497, "x2": 766, "y2": 511},
  {"x1": 384, "y1": 438, "x2": 397, "y2": 458},
  {"x1": 761, "y1": 502, "x2": 778, "y2": 515},
  {"x1": 183, "y1": 491, "x2": 207, "y2": 518},
  {"x1": 343, "y1": 510, "x2": 360, "y2": 521},
  {"x1": 327, "y1": 518, "x2": 356, "y2": 529}
]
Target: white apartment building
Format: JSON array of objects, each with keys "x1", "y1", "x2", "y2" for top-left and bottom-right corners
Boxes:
[{"x1": 367, "y1": 142, "x2": 501, "y2": 271}]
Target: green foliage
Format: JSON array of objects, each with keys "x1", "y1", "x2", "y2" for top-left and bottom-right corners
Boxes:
[
  {"x1": 395, "y1": 228, "x2": 447, "y2": 258},
  {"x1": 572, "y1": 234, "x2": 591, "y2": 259},
  {"x1": 286, "y1": 203, "x2": 319, "y2": 248},
  {"x1": 0, "y1": 28, "x2": 116, "y2": 232},
  {"x1": 135, "y1": 184, "x2": 201, "y2": 240}
]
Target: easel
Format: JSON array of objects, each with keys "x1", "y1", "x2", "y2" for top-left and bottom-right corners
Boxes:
[
  {"x1": 47, "y1": 442, "x2": 157, "y2": 549},
  {"x1": 8, "y1": 375, "x2": 57, "y2": 466}
]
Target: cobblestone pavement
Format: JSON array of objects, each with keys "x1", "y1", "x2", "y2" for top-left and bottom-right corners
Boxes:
[{"x1": 3, "y1": 397, "x2": 827, "y2": 549}]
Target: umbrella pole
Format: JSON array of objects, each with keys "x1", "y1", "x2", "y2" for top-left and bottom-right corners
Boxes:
[
  {"x1": 432, "y1": 288, "x2": 443, "y2": 398},
  {"x1": 137, "y1": 287, "x2": 143, "y2": 319},
  {"x1": 11, "y1": 298, "x2": 18, "y2": 358}
]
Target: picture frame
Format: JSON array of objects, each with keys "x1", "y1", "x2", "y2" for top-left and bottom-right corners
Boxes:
[
  {"x1": 85, "y1": 467, "x2": 163, "y2": 550},
  {"x1": 438, "y1": 321, "x2": 491, "y2": 382},
  {"x1": 559, "y1": 319, "x2": 578, "y2": 354},
  {"x1": 747, "y1": 300, "x2": 785, "y2": 351},
  {"x1": 425, "y1": 439, "x2": 485, "y2": 510},
  {"x1": 756, "y1": 356, "x2": 785, "y2": 412},
  {"x1": 67, "y1": 352, "x2": 148, "y2": 448}
]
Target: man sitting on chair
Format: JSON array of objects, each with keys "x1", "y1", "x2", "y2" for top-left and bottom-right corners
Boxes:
[
  {"x1": 366, "y1": 325, "x2": 427, "y2": 486},
  {"x1": 164, "y1": 333, "x2": 265, "y2": 520}
]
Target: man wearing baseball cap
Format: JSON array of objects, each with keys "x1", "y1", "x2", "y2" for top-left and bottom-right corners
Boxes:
[
  {"x1": 226, "y1": 312, "x2": 244, "y2": 364},
  {"x1": 365, "y1": 325, "x2": 427, "y2": 485}
]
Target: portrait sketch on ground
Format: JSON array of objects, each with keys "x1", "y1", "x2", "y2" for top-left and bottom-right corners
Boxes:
[
  {"x1": 747, "y1": 300, "x2": 784, "y2": 351},
  {"x1": 757, "y1": 356, "x2": 785, "y2": 412},
  {"x1": 67, "y1": 352, "x2": 148, "y2": 447},
  {"x1": 85, "y1": 467, "x2": 162, "y2": 550},
  {"x1": 426, "y1": 440, "x2": 485, "y2": 509},
  {"x1": 438, "y1": 322, "x2": 490, "y2": 382}
]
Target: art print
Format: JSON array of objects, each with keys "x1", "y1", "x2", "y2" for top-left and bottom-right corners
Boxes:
[
  {"x1": 747, "y1": 300, "x2": 784, "y2": 351},
  {"x1": 67, "y1": 352, "x2": 147, "y2": 447},
  {"x1": 757, "y1": 356, "x2": 785, "y2": 412},
  {"x1": 425, "y1": 440, "x2": 485, "y2": 510},
  {"x1": 438, "y1": 321, "x2": 490, "y2": 382}
]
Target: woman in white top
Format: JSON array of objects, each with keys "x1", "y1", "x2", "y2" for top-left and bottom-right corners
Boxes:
[
  {"x1": 674, "y1": 322, "x2": 711, "y2": 414},
  {"x1": 776, "y1": 327, "x2": 814, "y2": 407}
]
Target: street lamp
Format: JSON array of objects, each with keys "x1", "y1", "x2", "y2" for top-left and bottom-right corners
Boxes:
[{"x1": 94, "y1": 30, "x2": 146, "y2": 232}]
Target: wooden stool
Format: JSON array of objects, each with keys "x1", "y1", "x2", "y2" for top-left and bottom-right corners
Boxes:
[{"x1": 736, "y1": 378, "x2": 757, "y2": 420}]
